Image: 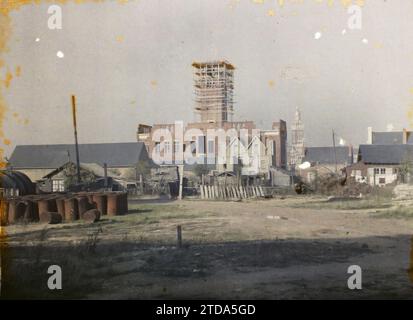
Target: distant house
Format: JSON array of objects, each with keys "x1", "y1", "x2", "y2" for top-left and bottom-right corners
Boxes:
[
  {"x1": 8, "y1": 142, "x2": 155, "y2": 182},
  {"x1": 38, "y1": 162, "x2": 121, "y2": 193},
  {"x1": 303, "y1": 146, "x2": 354, "y2": 169},
  {"x1": 348, "y1": 144, "x2": 413, "y2": 186}
]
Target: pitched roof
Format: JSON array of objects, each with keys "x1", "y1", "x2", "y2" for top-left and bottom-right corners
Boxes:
[
  {"x1": 303, "y1": 146, "x2": 352, "y2": 165},
  {"x1": 42, "y1": 162, "x2": 121, "y2": 179},
  {"x1": 358, "y1": 144, "x2": 413, "y2": 164},
  {"x1": 8, "y1": 142, "x2": 153, "y2": 169}
]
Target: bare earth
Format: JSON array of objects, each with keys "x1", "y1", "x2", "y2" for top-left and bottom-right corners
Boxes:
[{"x1": 3, "y1": 196, "x2": 413, "y2": 299}]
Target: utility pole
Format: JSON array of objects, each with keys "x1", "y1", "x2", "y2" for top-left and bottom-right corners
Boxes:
[
  {"x1": 178, "y1": 165, "x2": 184, "y2": 200},
  {"x1": 332, "y1": 129, "x2": 338, "y2": 174},
  {"x1": 71, "y1": 95, "x2": 81, "y2": 184}
]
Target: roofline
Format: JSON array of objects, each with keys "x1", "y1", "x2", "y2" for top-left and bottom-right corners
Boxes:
[
  {"x1": 192, "y1": 60, "x2": 235, "y2": 70},
  {"x1": 12, "y1": 141, "x2": 143, "y2": 148},
  {"x1": 8, "y1": 164, "x2": 136, "y2": 170}
]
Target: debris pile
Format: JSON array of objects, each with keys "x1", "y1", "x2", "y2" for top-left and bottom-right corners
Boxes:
[
  {"x1": 0, "y1": 191, "x2": 128, "y2": 225},
  {"x1": 393, "y1": 184, "x2": 413, "y2": 200},
  {"x1": 305, "y1": 175, "x2": 373, "y2": 197}
]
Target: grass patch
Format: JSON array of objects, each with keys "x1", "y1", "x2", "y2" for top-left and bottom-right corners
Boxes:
[
  {"x1": 290, "y1": 199, "x2": 393, "y2": 211},
  {"x1": 123, "y1": 204, "x2": 205, "y2": 225}
]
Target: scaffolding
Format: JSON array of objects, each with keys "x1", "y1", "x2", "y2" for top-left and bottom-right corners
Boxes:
[
  {"x1": 192, "y1": 61, "x2": 235, "y2": 125},
  {"x1": 289, "y1": 107, "x2": 305, "y2": 168}
]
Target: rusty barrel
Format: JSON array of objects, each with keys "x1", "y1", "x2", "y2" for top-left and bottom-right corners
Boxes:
[
  {"x1": 86, "y1": 193, "x2": 95, "y2": 205},
  {"x1": 64, "y1": 197, "x2": 79, "y2": 222},
  {"x1": 107, "y1": 193, "x2": 119, "y2": 216},
  {"x1": 82, "y1": 209, "x2": 101, "y2": 223},
  {"x1": 23, "y1": 199, "x2": 39, "y2": 222},
  {"x1": 39, "y1": 212, "x2": 62, "y2": 224},
  {"x1": 56, "y1": 197, "x2": 66, "y2": 217},
  {"x1": 7, "y1": 199, "x2": 17, "y2": 224},
  {"x1": 118, "y1": 192, "x2": 128, "y2": 215},
  {"x1": 0, "y1": 199, "x2": 9, "y2": 226},
  {"x1": 92, "y1": 193, "x2": 107, "y2": 215},
  {"x1": 7, "y1": 199, "x2": 26, "y2": 224},
  {"x1": 38, "y1": 197, "x2": 58, "y2": 216}
]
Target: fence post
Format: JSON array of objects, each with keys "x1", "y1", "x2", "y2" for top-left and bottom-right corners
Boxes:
[{"x1": 177, "y1": 225, "x2": 182, "y2": 248}]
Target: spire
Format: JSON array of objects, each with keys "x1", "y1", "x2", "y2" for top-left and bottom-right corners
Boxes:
[{"x1": 294, "y1": 107, "x2": 301, "y2": 122}]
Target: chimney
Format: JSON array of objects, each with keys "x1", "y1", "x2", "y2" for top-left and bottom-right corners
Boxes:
[
  {"x1": 348, "y1": 145, "x2": 354, "y2": 164},
  {"x1": 367, "y1": 127, "x2": 373, "y2": 144}
]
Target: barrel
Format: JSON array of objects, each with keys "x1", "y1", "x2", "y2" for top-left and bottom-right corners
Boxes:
[
  {"x1": 76, "y1": 196, "x2": 89, "y2": 219},
  {"x1": 0, "y1": 199, "x2": 9, "y2": 226},
  {"x1": 92, "y1": 193, "x2": 107, "y2": 215},
  {"x1": 64, "y1": 198, "x2": 79, "y2": 222},
  {"x1": 38, "y1": 197, "x2": 58, "y2": 216},
  {"x1": 56, "y1": 197, "x2": 66, "y2": 217},
  {"x1": 39, "y1": 212, "x2": 62, "y2": 224},
  {"x1": 107, "y1": 193, "x2": 119, "y2": 216},
  {"x1": 23, "y1": 199, "x2": 39, "y2": 222}
]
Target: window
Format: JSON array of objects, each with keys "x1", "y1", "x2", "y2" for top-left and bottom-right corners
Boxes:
[
  {"x1": 52, "y1": 179, "x2": 64, "y2": 192},
  {"x1": 174, "y1": 141, "x2": 180, "y2": 153},
  {"x1": 164, "y1": 141, "x2": 171, "y2": 154},
  {"x1": 393, "y1": 168, "x2": 398, "y2": 174},
  {"x1": 374, "y1": 168, "x2": 380, "y2": 174},
  {"x1": 379, "y1": 178, "x2": 386, "y2": 184},
  {"x1": 380, "y1": 168, "x2": 386, "y2": 174}
]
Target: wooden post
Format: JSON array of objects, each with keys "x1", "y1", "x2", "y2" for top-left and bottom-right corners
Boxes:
[
  {"x1": 177, "y1": 225, "x2": 182, "y2": 248},
  {"x1": 139, "y1": 174, "x2": 143, "y2": 195},
  {"x1": 259, "y1": 186, "x2": 264, "y2": 197}
]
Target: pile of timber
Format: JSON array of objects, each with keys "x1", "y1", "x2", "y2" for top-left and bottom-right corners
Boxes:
[
  {"x1": 0, "y1": 191, "x2": 128, "y2": 225},
  {"x1": 199, "y1": 184, "x2": 265, "y2": 200}
]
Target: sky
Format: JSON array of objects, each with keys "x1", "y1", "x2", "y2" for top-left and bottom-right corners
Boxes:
[{"x1": 2, "y1": 0, "x2": 413, "y2": 157}]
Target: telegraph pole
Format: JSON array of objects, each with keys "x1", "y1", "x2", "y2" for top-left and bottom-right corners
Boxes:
[{"x1": 71, "y1": 95, "x2": 81, "y2": 184}]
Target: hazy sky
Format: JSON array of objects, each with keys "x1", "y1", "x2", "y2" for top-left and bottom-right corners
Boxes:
[{"x1": 3, "y1": 0, "x2": 413, "y2": 157}]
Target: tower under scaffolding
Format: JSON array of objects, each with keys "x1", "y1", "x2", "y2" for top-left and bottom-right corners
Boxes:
[
  {"x1": 192, "y1": 60, "x2": 235, "y2": 125},
  {"x1": 289, "y1": 107, "x2": 305, "y2": 169}
]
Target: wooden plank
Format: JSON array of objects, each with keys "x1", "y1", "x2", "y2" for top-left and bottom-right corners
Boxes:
[{"x1": 259, "y1": 186, "x2": 265, "y2": 197}]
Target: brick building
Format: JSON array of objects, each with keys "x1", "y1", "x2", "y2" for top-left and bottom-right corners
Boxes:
[{"x1": 137, "y1": 60, "x2": 288, "y2": 178}]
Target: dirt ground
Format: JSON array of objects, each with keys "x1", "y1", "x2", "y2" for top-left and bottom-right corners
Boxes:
[{"x1": 2, "y1": 195, "x2": 413, "y2": 299}]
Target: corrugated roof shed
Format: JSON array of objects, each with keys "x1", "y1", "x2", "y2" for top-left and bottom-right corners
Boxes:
[
  {"x1": 358, "y1": 144, "x2": 413, "y2": 164},
  {"x1": 8, "y1": 142, "x2": 153, "y2": 169},
  {"x1": 303, "y1": 146, "x2": 353, "y2": 165}
]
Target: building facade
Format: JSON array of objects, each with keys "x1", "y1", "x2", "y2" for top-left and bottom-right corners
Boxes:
[{"x1": 137, "y1": 60, "x2": 288, "y2": 177}]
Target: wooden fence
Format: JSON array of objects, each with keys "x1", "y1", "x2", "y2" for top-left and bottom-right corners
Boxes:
[{"x1": 199, "y1": 184, "x2": 265, "y2": 200}]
